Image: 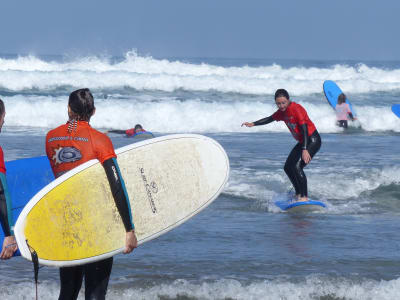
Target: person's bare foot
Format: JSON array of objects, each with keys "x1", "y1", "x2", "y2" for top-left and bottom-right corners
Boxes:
[{"x1": 297, "y1": 197, "x2": 308, "y2": 202}]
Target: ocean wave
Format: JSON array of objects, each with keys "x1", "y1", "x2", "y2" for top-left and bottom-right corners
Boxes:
[
  {"x1": 1, "y1": 51, "x2": 400, "y2": 95},
  {"x1": 2, "y1": 94, "x2": 399, "y2": 133}
]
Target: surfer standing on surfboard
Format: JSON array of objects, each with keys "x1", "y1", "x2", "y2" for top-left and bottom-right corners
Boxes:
[
  {"x1": 46, "y1": 89, "x2": 138, "y2": 300},
  {"x1": 242, "y1": 89, "x2": 321, "y2": 202},
  {"x1": 0, "y1": 99, "x2": 18, "y2": 260}
]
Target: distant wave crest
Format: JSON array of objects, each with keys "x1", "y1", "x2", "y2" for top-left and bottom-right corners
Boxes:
[{"x1": 1, "y1": 51, "x2": 400, "y2": 95}]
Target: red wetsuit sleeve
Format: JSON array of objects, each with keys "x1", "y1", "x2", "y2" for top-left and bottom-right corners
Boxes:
[
  {"x1": 125, "y1": 129, "x2": 135, "y2": 136},
  {"x1": 271, "y1": 110, "x2": 283, "y2": 121},
  {"x1": 0, "y1": 147, "x2": 5, "y2": 174}
]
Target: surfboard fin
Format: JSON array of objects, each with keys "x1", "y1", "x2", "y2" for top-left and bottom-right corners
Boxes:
[{"x1": 27, "y1": 240, "x2": 39, "y2": 300}]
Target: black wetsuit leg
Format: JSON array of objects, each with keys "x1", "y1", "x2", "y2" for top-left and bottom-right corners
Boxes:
[
  {"x1": 337, "y1": 120, "x2": 348, "y2": 128},
  {"x1": 284, "y1": 144, "x2": 302, "y2": 195},
  {"x1": 58, "y1": 266, "x2": 84, "y2": 300},
  {"x1": 84, "y1": 257, "x2": 113, "y2": 300},
  {"x1": 284, "y1": 130, "x2": 321, "y2": 197}
]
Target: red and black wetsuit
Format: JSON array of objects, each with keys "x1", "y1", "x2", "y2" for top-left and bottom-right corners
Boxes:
[
  {"x1": 46, "y1": 120, "x2": 134, "y2": 300},
  {"x1": 253, "y1": 101, "x2": 321, "y2": 197}
]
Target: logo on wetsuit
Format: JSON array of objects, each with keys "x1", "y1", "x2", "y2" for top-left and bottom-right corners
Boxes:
[
  {"x1": 284, "y1": 116, "x2": 299, "y2": 139},
  {"x1": 52, "y1": 146, "x2": 82, "y2": 165}
]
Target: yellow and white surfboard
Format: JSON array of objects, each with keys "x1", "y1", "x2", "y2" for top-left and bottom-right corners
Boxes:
[{"x1": 14, "y1": 134, "x2": 229, "y2": 267}]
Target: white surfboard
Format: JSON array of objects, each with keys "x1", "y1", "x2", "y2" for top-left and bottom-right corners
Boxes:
[{"x1": 15, "y1": 134, "x2": 229, "y2": 267}]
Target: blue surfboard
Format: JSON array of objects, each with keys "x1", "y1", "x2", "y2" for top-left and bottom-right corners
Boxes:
[
  {"x1": 323, "y1": 80, "x2": 356, "y2": 116},
  {"x1": 131, "y1": 131, "x2": 154, "y2": 139},
  {"x1": 274, "y1": 194, "x2": 326, "y2": 212},
  {"x1": 0, "y1": 156, "x2": 54, "y2": 256},
  {"x1": 391, "y1": 104, "x2": 400, "y2": 118}
]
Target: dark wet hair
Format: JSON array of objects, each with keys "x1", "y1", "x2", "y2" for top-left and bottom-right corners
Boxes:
[
  {"x1": 274, "y1": 89, "x2": 290, "y2": 100},
  {"x1": 68, "y1": 88, "x2": 95, "y2": 121},
  {"x1": 0, "y1": 99, "x2": 4, "y2": 116},
  {"x1": 338, "y1": 93, "x2": 346, "y2": 104},
  {"x1": 134, "y1": 124, "x2": 143, "y2": 131}
]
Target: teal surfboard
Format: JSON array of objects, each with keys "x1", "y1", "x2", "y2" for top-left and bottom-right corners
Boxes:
[
  {"x1": 0, "y1": 156, "x2": 54, "y2": 256},
  {"x1": 323, "y1": 80, "x2": 356, "y2": 116}
]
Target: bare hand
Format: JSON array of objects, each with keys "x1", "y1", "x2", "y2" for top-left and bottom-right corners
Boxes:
[
  {"x1": 0, "y1": 236, "x2": 18, "y2": 260},
  {"x1": 241, "y1": 122, "x2": 254, "y2": 127},
  {"x1": 302, "y1": 149, "x2": 311, "y2": 164},
  {"x1": 123, "y1": 230, "x2": 138, "y2": 254}
]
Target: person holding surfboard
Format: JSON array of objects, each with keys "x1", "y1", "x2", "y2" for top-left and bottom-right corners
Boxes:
[
  {"x1": 242, "y1": 89, "x2": 321, "y2": 202},
  {"x1": 336, "y1": 93, "x2": 356, "y2": 128},
  {"x1": 0, "y1": 99, "x2": 18, "y2": 260},
  {"x1": 45, "y1": 89, "x2": 138, "y2": 300}
]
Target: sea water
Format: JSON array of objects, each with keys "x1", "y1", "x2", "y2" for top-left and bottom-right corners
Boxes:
[{"x1": 1, "y1": 52, "x2": 400, "y2": 299}]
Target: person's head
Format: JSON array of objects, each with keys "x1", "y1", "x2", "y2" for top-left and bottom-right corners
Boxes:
[
  {"x1": 0, "y1": 99, "x2": 5, "y2": 132},
  {"x1": 274, "y1": 89, "x2": 290, "y2": 111},
  {"x1": 337, "y1": 93, "x2": 346, "y2": 104},
  {"x1": 134, "y1": 124, "x2": 143, "y2": 131},
  {"x1": 68, "y1": 88, "x2": 96, "y2": 121}
]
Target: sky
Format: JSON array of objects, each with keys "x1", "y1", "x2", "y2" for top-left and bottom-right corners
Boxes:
[{"x1": 1, "y1": 0, "x2": 400, "y2": 61}]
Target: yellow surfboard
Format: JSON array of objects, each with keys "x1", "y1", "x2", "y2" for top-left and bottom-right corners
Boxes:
[{"x1": 14, "y1": 134, "x2": 229, "y2": 267}]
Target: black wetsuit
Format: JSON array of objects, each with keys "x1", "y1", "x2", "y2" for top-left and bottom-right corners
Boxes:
[{"x1": 253, "y1": 114, "x2": 321, "y2": 197}]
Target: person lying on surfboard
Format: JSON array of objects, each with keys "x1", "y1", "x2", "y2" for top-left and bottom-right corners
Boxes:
[
  {"x1": 242, "y1": 89, "x2": 321, "y2": 202},
  {"x1": 46, "y1": 88, "x2": 138, "y2": 299},
  {"x1": 336, "y1": 93, "x2": 356, "y2": 129},
  {"x1": 107, "y1": 124, "x2": 154, "y2": 138},
  {"x1": 0, "y1": 99, "x2": 18, "y2": 260}
]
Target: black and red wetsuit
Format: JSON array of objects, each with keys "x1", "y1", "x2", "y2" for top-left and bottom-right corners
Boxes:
[{"x1": 253, "y1": 101, "x2": 321, "y2": 197}]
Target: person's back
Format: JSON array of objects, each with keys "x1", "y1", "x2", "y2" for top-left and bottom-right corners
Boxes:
[
  {"x1": 335, "y1": 102, "x2": 351, "y2": 121},
  {"x1": 45, "y1": 88, "x2": 137, "y2": 300},
  {"x1": 46, "y1": 121, "x2": 115, "y2": 178}
]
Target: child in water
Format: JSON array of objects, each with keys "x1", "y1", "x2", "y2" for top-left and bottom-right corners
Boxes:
[
  {"x1": 242, "y1": 89, "x2": 321, "y2": 202},
  {"x1": 336, "y1": 93, "x2": 356, "y2": 129}
]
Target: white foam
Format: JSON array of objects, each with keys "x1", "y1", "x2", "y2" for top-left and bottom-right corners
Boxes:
[
  {"x1": 3, "y1": 94, "x2": 399, "y2": 133},
  {"x1": 1, "y1": 51, "x2": 400, "y2": 95},
  {"x1": 2, "y1": 276, "x2": 399, "y2": 300}
]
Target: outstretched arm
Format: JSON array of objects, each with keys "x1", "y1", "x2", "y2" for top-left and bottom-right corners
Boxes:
[
  {"x1": 107, "y1": 130, "x2": 126, "y2": 134},
  {"x1": 103, "y1": 158, "x2": 137, "y2": 254},
  {"x1": 242, "y1": 116, "x2": 274, "y2": 127}
]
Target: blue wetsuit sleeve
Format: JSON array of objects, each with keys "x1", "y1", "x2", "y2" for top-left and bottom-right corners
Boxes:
[
  {"x1": 103, "y1": 158, "x2": 134, "y2": 232},
  {"x1": 348, "y1": 112, "x2": 355, "y2": 120},
  {"x1": 0, "y1": 173, "x2": 13, "y2": 237},
  {"x1": 253, "y1": 116, "x2": 274, "y2": 126},
  {"x1": 300, "y1": 124, "x2": 308, "y2": 150}
]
